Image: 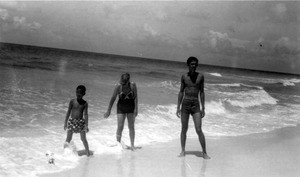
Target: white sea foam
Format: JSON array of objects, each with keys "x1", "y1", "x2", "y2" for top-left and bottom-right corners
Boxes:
[
  {"x1": 208, "y1": 83, "x2": 277, "y2": 108},
  {"x1": 209, "y1": 83, "x2": 263, "y2": 89},
  {"x1": 281, "y1": 78, "x2": 300, "y2": 86},
  {"x1": 260, "y1": 78, "x2": 300, "y2": 86},
  {"x1": 0, "y1": 136, "x2": 80, "y2": 177},
  {"x1": 206, "y1": 100, "x2": 226, "y2": 115},
  {"x1": 144, "y1": 80, "x2": 180, "y2": 92},
  {"x1": 209, "y1": 73, "x2": 222, "y2": 77},
  {"x1": 1, "y1": 93, "x2": 299, "y2": 177},
  {"x1": 225, "y1": 89, "x2": 278, "y2": 108},
  {"x1": 209, "y1": 83, "x2": 242, "y2": 87}
]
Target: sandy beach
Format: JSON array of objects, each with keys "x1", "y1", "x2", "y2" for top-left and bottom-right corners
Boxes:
[{"x1": 39, "y1": 124, "x2": 300, "y2": 177}]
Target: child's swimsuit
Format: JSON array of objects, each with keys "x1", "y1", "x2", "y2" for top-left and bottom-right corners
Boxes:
[
  {"x1": 67, "y1": 117, "x2": 85, "y2": 133},
  {"x1": 117, "y1": 83, "x2": 135, "y2": 114}
]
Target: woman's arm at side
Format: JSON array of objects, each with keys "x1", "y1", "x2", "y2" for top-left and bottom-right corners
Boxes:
[
  {"x1": 133, "y1": 82, "x2": 138, "y2": 117},
  {"x1": 104, "y1": 84, "x2": 119, "y2": 118}
]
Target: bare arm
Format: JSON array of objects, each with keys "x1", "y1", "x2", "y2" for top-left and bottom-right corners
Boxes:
[
  {"x1": 177, "y1": 75, "x2": 185, "y2": 118},
  {"x1": 104, "y1": 84, "x2": 119, "y2": 118},
  {"x1": 132, "y1": 82, "x2": 138, "y2": 117},
  {"x1": 84, "y1": 102, "x2": 88, "y2": 126},
  {"x1": 83, "y1": 102, "x2": 89, "y2": 132},
  {"x1": 64, "y1": 100, "x2": 72, "y2": 130},
  {"x1": 199, "y1": 75, "x2": 205, "y2": 118}
]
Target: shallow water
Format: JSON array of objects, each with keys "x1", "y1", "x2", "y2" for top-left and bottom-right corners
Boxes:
[{"x1": 1, "y1": 45, "x2": 300, "y2": 176}]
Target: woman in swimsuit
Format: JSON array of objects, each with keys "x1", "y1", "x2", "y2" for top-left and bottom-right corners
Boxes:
[{"x1": 104, "y1": 73, "x2": 138, "y2": 150}]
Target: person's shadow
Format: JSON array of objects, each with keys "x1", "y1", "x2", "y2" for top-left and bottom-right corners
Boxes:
[
  {"x1": 116, "y1": 153, "x2": 136, "y2": 177},
  {"x1": 77, "y1": 157, "x2": 91, "y2": 177},
  {"x1": 128, "y1": 154, "x2": 136, "y2": 177},
  {"x1": 180, "y1": 152, "x2": 207, "y2": 177},
  {"x1": 77, "y1": 149, "x2": 94, "y2": 156},
  {"x1": 117, "y1": 156, "x2": 124, "y2": 177},
  {"x1": 185, "y1": 151, "x2": 204, "y2": 158}
]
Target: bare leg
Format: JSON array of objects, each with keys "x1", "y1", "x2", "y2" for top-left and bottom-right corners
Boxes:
[
  {"x1": 117, "y1": 114, "x2": 126, "y2": 143},
  {"x1": 192, "y1": 113, "x2": 210, "y2": 159},
  {"x1": 64, "y1": 130, "x2": 73, "y2": 148},
  {"x1": 179, "y1": 112, "x2": 189, "y2": 157},
  {"x1": 80, "y1": 131, "x2": 90, "y2": 156},
  {"x1": 127, "y1": 113, "x2": 136, "y2": 150}
]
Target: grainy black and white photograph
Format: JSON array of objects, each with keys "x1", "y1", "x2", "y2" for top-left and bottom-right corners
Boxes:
[{"x1": 0, "y1": 1, "x2": 299, "y2": 177}]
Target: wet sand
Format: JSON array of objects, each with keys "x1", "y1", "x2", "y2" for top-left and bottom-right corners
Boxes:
[{"x1": 40, "y1": 124, "x2": 300, "y2": 177}]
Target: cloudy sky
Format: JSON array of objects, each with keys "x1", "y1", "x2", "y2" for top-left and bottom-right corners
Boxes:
[{"x1": 0, "y1": 1, "x2": 299, "y2": 74}]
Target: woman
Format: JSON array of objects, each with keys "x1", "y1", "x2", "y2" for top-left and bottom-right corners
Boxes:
[{"x1": 104, "y1": 73, "x2": 138, "y2": 150}]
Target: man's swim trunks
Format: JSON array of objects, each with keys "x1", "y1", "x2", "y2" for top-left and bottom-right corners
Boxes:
[
  {"x1": 67, "y1": 117, "x2": 85, "y2": 133},
  {"x1": 181, "y1": 99, "x2": 201, "y2": 115}
]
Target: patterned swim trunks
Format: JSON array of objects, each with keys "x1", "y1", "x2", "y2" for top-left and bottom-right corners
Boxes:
[{"x1": 67, "y1": 118, "x2": 86, "y2": 133}]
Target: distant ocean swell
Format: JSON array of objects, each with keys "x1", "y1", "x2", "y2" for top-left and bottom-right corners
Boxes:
[{"x1": 233, "y1": 74, "x2": 300, "y2": 87}]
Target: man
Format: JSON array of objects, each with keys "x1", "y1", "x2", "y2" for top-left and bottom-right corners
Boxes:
[{"x1": 176, "y1": 56, "x2": 210, "y2": 159}]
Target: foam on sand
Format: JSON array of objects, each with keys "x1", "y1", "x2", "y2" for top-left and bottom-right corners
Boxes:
[{"x1": 39, "y1": 125, "x2": 300, "y2": 177}]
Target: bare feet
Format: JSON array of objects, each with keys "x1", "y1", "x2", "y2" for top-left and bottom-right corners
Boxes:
[
  {"x1": 63, "y1": 142, "x2": 69, "y2": 149},
  {"x1": 86, "y1": 150, "x2": 91, "y2": 157},
  {"x1": 203, "y1": 153, "x2": 210, "y2": 159},
  {"x1": 130, "y1": 146, "x2": 142, "y2": 151},
  {"x1": 178, "y1": 151, "x2": 185, "y2": 157},
  {"x1": 120, "y1": 141, "x2": 127, "y2": 149}
]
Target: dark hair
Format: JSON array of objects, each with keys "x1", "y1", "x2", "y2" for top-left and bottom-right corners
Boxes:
[
  {"x1": 186, "y1": 56, "x2": 198, "y2": 66},
  {"x1": 120, "y1": 73, "x2": 130, "y2": 84},
  {"x1": 121, "y1": 73, "x2": 130, "y2": 78},
  {"x1": 76, "y1": 85, "x2": 86, "y2": 94}
]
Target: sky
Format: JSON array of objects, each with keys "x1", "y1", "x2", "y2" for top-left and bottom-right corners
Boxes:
[{"x1": 0, "y1": 1, "x2": 299, "y2": 74}]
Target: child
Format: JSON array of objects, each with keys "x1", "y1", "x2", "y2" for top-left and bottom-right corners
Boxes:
[{"x1": 64, "y1": 85, "x2": 90, "y2": 156}]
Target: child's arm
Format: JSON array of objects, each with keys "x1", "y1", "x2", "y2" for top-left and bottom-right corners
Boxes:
[
  {"x1": 104, "y1": 84, "x2": 119, "y2": 118},
  {"x1": 84, "y1": 102, "x2": 89, "y2": 132},
  {"x1": 64, "y1": 100, "x2": 73, "y2": 130}
]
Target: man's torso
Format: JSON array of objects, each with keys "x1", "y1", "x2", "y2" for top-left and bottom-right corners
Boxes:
[{"x1": 183, "y1": 72, "x2": 203, "y2": 100}]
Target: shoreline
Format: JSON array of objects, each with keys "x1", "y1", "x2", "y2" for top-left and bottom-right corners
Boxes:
[{"x1": 39, "y1": 124, "x2": 300, "y2": 177}]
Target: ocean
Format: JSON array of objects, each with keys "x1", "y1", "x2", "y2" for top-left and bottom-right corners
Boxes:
[{"x1": 1, "y1": 43, "x2": 300, "y2": 176}]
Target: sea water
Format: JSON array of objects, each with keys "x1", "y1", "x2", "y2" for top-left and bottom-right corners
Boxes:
[{"x1": 0, "y1": 45, "x2": 300, "y2": 176}]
